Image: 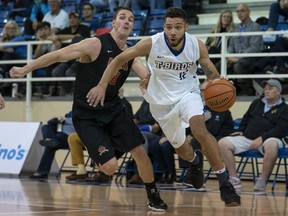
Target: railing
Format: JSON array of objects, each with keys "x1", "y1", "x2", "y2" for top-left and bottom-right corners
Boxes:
[{"x1": 1, "y1": 30, "x2": 288, "y2": 121}]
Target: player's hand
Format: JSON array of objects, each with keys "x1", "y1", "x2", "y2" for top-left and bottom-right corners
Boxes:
[
  {"x1": 10, "y1": 67, "x2": 27, "y2": 78},
  {"x1": 140, "y1": 73, "x2": 150, "y2": 95},
  {"x1": 86, "y1": 84, "x2": 106, "y2": 107},
  {"x1": 0, "y1": 93, "x2": 5, "y2": 109}
]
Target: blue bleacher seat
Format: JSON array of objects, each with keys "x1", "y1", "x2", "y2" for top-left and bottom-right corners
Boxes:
[
  {"x1": 150, "y1": 9, "x2": 166, "y2": 16},
  {"x1": 101, "y1": 20, "x2": 112, "y2": 29},
  {"x1": 128, "y1": 30, "x2": 141, "y2": 46},
  {"x1": 15, "y1": 16, "x2": 26, "y2": 25},
  {"x1": 0, "y1": 9, "x2": 9, "y2": 19},
  {"x1": 145, "y1": 19, "x2": 164, "y2": 35},
  {"x1": 62, "y1": 3, "x2": 78, "y2": 13}
]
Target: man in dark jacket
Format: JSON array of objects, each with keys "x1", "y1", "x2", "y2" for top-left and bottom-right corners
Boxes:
[{"x1": 219, "y1": 79, "x2": 288, "y2": 191}]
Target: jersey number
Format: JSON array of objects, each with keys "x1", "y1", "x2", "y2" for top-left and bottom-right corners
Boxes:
[{"x1": 179, "y1": 71, "x2": 187, "y2": 80}]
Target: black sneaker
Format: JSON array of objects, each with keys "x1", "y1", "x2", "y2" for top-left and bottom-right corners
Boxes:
[
  {"x1": 183, "y1": 150, "x2": 204, "y2": 189},
  {"x1": 220, "y1": 181, "x2": 241, "y2": 207},
  {"x1": 39, "y1": 139, "x2": 59, "y2": 148},
  {"x1": 147, "y1": 192, "x2": 168, "y2": 212}
]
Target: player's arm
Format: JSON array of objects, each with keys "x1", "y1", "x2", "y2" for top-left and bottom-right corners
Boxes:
[
  {"x1": 100, "y1": 38, "x2": 152, "y2": 87},
  {"x1": 197, "y1": 39, "x2": 220, "y2": 80},
  {"x1": 10, "y1": 38, "x2": 100, "y2": 78},
  {"x1": 86, "y1": 38, "x2": 152, "y2": 107}
]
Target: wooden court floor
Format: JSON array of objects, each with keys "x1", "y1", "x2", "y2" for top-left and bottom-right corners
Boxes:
[{"x1": 0, "y1": 175, "x2": 287, "y2": 216}]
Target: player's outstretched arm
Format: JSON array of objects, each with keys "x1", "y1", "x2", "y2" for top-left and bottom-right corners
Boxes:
[
  {"x1": 10, "y1": 38, "x2": 99, "y2": 78},
  {"x1": 197, "y1": 39, "x2": 220, "y2": 80}
]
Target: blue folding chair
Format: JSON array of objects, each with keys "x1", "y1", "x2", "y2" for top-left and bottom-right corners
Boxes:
[{"x1": 272, "y1": 145, "x2": 288, "y2": 190}]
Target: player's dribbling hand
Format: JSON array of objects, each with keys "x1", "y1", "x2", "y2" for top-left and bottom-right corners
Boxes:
[
  {"x1": 140, "y1": 73, "x2": 150, "y2": 95},
  {"x1": 86, "y1": 84, "x2": 106, "y2": 107},
  {"x1": 9, "y1": 67, "x2": 26, "y2": 78}
]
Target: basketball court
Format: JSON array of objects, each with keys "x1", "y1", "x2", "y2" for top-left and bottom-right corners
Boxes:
[{"x1": 0, "y1": 175, "x2": 287, "y2": 216}]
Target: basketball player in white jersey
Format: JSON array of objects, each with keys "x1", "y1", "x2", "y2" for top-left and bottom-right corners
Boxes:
[{"x1": 88, "y1": 7, "x2": 241, "y2": 207}]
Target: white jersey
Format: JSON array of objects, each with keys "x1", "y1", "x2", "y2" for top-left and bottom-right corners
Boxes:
[
  {"x1": 43, "y1": 9, "x2": 69, "y2": 30},
  {"x1": 144, "y1": 32, "x2": 200, "y2": 105}
]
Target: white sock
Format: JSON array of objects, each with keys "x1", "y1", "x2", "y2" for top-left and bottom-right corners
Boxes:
[{"x1": 76, "y1": 164, "x2": 87, "y2": 175}]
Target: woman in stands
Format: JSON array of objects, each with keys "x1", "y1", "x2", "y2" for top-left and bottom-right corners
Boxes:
[
  {"x1": 0, "y1": 21, "x2": 26, "y2": 95},
  {"x1": 205, "y1": 9, "x2": 234, "y2": 65}
]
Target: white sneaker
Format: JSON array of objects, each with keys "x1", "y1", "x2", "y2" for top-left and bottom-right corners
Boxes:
[
  {"x1": 254, "y1": 178, "x2": 266, "y2": 191},
  {"x1": 229, "y1": 176, "x2": 242, "y2": 189}
]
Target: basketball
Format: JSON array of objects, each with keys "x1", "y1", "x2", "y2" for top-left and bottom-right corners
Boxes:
[{"x1": 203, "y1": 79, "x2": 236, "y2": 112}]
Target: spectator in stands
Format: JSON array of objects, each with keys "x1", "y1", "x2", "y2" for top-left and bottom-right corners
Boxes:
[
  {"x1": 226, "y1": 3, "x2": 263, "y2": 95},
  {"x1": 0, "y1": 21, "x2": 27, "y2": 74},
  {"x1": 267, "y1": 0, "x2": 288, "y2": 31},
  {"x1": 81, "y1": 2, "x2": 99, "y2": 36},
  {"x1": 249, "y1": 37, "x2": 288, "y2": 77},
  {"x1": 205, "y1": 9, "x2": 234, "y2": 65},
  {"x1": 32, "y1": 21, "x2": 58, "y2": 97},
  {"x1": 30, "y1": 110, "x2": 75, "y2": 179},
  {"x1": 127, "y1": 100, "x2": 162, "y2": 184},
  {"x1": 48, "y1": 11, "x2": 91, "y2": 95},
  {"x1": 24, "y1": 0, "x2": 51, "y2": 35},
  {"x1": 218, "y1": 79, "x2": 288, "y2": 191},
  {"x1": 0, "y1": 92, "x2": 4, "y2": 109},
  {"x1": 0, "y1": 21, "x2": 26, "y2": 96},
  {"x1": 42, "y1": 0, "x2": 69, "y2": 34}
]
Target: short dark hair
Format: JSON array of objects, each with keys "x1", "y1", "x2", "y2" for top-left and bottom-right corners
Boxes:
[
  {"x1": 113, "y1": 7, "x2": 134, "y2": 21},
  {"x1": 165, "y1": 7, "x2": 188, "y2": 23},
  {"x1": 82, "y1": 2, "x2": 94, "y2": 10},
  {"x1": 36, "y1": 21, "x2": 51, "y2": 31}
]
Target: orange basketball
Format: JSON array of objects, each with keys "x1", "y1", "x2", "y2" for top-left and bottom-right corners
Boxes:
[{"x1": 203, "y1": 79, "x2": 236, "y2": 112}]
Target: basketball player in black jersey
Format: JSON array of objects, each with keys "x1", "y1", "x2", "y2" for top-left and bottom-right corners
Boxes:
[{"x1": 10, "y1": 7, "x2": 167, "y2": 212}]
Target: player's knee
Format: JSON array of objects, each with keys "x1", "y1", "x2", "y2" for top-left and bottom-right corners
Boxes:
[{"x1": 100, "y1": 158, "x2": 118, "y2": 176}]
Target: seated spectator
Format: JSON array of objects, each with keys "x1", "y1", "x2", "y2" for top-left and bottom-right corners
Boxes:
[
  {"x1": 0, "y1": 21, "x2": 27, "y2": 75},
  {"x1": 249, "y1": 37, "x2": 288, "y2": 76},
  {"x1": 30, "y1": 110, "x2": 75, "y2": 179},
  {"x1": 81, "y1": 2, "x2": 99, "y2": 36},
  {"x1": 127, "y1": 100, "x2": 162, "y2": 184},
  {"x1": 267, "y1": 0, "x2": 288, "y2": 31},
  {"x1": 42, "y1": 0, "x2": 69, "y2": 34},
  {"x1": 0, "y1": 21, "x2": 27, "y2": 96},
  {"x1": 218, "y1": 79, "x2": 288, "y2": 191},
  {"x1": 48, "y1": 11, "x2": 91, "y2": 95},
  {"x1": 205, "y1": 9, "x2": 234, "y2": 65},
  {"x1": 149, "y1": 136, "x2": 176, "y2": 184},
  {"x1": 32, "y1": 21, "x2": 59, "y2": 97},
  {"x1": 225, "y1": 4, "x2": 263, "y2": 96},
  {"x1": 24, "y1": 0, "x2": 51, "y2": 35}
]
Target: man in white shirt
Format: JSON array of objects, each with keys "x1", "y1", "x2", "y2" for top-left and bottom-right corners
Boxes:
[{"x1": 43, "y1": 0, "x2": 69, "y2": 33}]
